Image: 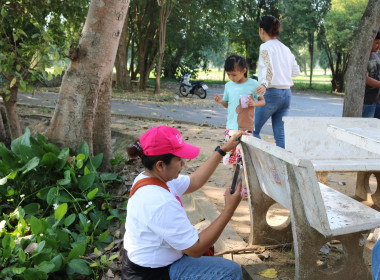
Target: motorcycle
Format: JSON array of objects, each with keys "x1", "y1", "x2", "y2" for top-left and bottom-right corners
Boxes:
[{"x1": 178, "y1": 74, "x2": 208, "y2": 99}]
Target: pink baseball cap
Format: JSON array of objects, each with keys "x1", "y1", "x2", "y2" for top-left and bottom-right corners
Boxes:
[{"x1": 139, "y1": 126, "x2": 200, "y2": 159}]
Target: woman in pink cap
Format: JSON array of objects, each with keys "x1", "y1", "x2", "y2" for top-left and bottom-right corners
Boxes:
[{"x1": 122, "y1": 125, "x2": 245, "y2": 280}]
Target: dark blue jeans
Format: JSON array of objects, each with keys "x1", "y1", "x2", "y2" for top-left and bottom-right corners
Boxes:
[
  {"x1": 169, "y1": 255, "x2": 242, "y2": 280},
  {"x1": 373, "y1": 239, "x2": 380, "y2": 280},
  {"x1": 362, "y1": 103, "x2": 380, "y2": 118},
  {"x1": 253, "y1": 88, "x2": 291, "y2": 148}
]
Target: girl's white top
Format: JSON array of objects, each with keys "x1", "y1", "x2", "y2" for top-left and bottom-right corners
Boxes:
[
  {"x1": 258, "y1": 39, "x2": 300, "y2": 89},
  {"x1": 124, "y1": 173, "x2": 199, "y2": 268}
]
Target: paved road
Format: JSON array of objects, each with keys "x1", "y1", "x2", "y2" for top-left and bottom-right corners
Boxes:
[{"x1": 17, "y1": 87, "x2": 343, "y2": 136}]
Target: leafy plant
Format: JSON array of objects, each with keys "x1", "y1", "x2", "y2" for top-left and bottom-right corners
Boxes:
[{"x1": 0, "y1": 128, "x2": 124, "y2": 279}]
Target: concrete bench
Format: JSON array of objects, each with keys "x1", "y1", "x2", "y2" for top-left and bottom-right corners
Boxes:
[
  {"x1": 240, "y1": 135, "x2": 380, "y2": 279},
  {"x1": 283, "y1": 117, "x2": 380, "y2": 206}
]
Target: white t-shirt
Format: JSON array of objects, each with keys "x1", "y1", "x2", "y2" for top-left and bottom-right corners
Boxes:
[
  {"x1": 124, "y1": 173, "x2": 199, "y2": 268},
  {"x1": 258, "y1": 39, "x2": 300, "y2": 89}
]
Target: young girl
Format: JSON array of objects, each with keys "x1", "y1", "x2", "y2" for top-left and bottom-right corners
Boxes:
[
  {"x1": 214, "y1": 54, "x2": 265, "y2": 166},
  {"x1": 254, "y1": 15, "x2": 300, "y2": 148}
]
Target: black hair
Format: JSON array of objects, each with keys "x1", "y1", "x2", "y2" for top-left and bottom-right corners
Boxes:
[
  {"x1": 376, "y1": 30, "x2": 380, "y2": 40},
  {"x1": 126, "y1": 140, "x2": 175, "y2": 170},
  {"x1": 224, "y1": 54, "x2": 248, "y2": 77},
  {"x1": 260, "y1": 15, "x2": 281, "y2": 37}
]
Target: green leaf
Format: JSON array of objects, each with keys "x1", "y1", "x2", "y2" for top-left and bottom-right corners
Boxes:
[
  {"x1": 98, "y1": 230, "x2": 108, "y2": 242},
  {"x1": 7, "y1": 170, "x2": 17, "y2": 180},
  {"x1": 68, "y1": 243, "x2": 86, "y2": 260},
  {"x1": 1, "y1": 8, "x2": 8, "y2": 18},
  {"x1": 13, "y1": 267, "x2": 26, "y2": 274},
  {"x1": 29, "y1": 216, "x2": 42, "y2": 235},
  {"x1": 19, "y1": 249, "x2": 26, "y2": 262},
  {"x1": 41, "y1": 152, "x2": 58, "y2": 166},
  {"x1": 64, "y1": 214, "x2": 76, "y2": 227},
  {"x1": 90, "y1": 153, "x2": 103, "y2": 169},
  {"x1": 47, "y1": 187, "x2": 57, "y2": 205},
  {"x1": 84, "y1": 166, "x2": 91, "y2": 175},
  {"x1": 21, "y1": 157, "x2": 40, "y2": 174},
  {"x1": 78, "y1": 142, "x2": 89, "y2": 161},
  {"x1": 87, "y1": 188, "x2": 98, "y2": 200},
  {"x1": 100, "y1": 173, "x2": 117, "y2": 181},
  {"x1": 35, "y1": 240, "x2": 46, "y2": 254},
  {"x1": 10, "y1": 77, "x2": 17, "y2": 88},
  {"x1": 11, "y1": 128, "x2": 31, "y2": 155},
  {"x1": 58, "y1": 147, "x2": 70, "y2": 159},
  {"x1": 58, "y1": 170, "x2": 71, "y2": 186},
  {"x1": 79, "y1": 173, "x2": 95, "y2": 191},
  {"x1": 109, "y1": 254, "x2": 118, "y2": 261},
  {"x1": 51, "y1": 254, "x2": 63, "y2": 272},
  {"x1": 37, "y1": 261, "x2": 55, "y2": 273},
  {"x1": 19, "y1": 79, "x2": 26, "y2": 92},
  {"x1": 2, "y1": 234, "x2": 11, "y2": 248},
  {"x1": 24, "y1": 268, "x2": 39, "y2": 280},
  {"x1": 68, "y1": 258, "x2": 90, "y2": 275},
  {"x1": 0, "y1": 176, "x2": 7, "y2": 185},
  {"x1": 77, "y1": 154, "x2": 85, "y2": 161},
  {"x1": 24, "y1": 203, "x2": 41, "y2": 216},
  {"x1": 54, "y1": 203, "x2": 68, "y2": 220}
]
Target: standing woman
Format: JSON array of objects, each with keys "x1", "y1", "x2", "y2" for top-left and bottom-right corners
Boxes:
[{"x1": 254, "y1": 15, "x2": 300, "y2": 148}]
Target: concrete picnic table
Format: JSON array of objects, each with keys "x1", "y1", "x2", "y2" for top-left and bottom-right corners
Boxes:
[{"x1": 327, "y1": 119, "x2": 380, "y2": 155}]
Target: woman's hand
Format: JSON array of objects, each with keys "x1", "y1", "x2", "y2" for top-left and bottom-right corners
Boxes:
[
  {"x1": 224, "y1": 180, "x2": 243, "y2": 213},
  {"x1": 220, "y1": 130, "x2": 248, "y2": 153},
  {"x1": 256, "y1": 85, "x2": 267, "y2": 95}
]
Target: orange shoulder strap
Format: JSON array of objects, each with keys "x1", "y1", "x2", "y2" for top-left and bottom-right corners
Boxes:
[{"x1": 129, "y1": 177, "x2": 170, "y2": 198}]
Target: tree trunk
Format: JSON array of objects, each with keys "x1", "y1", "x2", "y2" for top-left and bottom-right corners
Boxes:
[
  {"x1": 154, "y1": 2, "x2": 172, "y2": 94},
  {"x1": 115, "y1": 6, "x2": 132, "y2": 91},
  {"x1": 309, "y1": 34, "x2": 314, "y2": 88},
  {"x1": 46, "y1": 0, "x2": 130, "y2": 159},
  {"x1": 343, "y1": 0, "x2": 380, "y2": 117},
  {"x1": 93, "y1": 73, "x2": 112, "y2": 170},
  {"x1": 0, "y1": 104, "x2": 11, "y2": 146},
  {"x1": 2, "y1": 86, "x2": 22, "y2": 139}
]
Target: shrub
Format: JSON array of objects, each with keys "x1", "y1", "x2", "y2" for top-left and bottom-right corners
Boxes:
[{"x1": 0, "y1": 128, "x2": 123, "y2": 279}]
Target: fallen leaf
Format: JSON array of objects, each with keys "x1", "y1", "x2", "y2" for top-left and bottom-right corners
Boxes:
[{"x1": 258, "y1": 268, "x2": 277, "y2": 278}]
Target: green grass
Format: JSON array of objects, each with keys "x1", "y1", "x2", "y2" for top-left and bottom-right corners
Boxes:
[{"x1": 197, "y1": 68, "x2": 336, "y2": 94}]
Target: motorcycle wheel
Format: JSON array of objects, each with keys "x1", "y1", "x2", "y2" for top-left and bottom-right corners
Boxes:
[
  {"x1": 179, "y1": 85, "x2": 188, "y2": 97},
  {"x1": 196, "y1": 87, "x2": 207, "y2": 99}
]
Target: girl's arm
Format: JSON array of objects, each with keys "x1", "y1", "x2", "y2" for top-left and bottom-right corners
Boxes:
[
  {"x1": 248, "y1": 94, "x2": 266, "y2": 107},
  {"x1": 255, "y1": 95, "x2": 266, "y2": 107},
  {"x1": 214, "y1": 93, "x2": 228, "y2": 108}
]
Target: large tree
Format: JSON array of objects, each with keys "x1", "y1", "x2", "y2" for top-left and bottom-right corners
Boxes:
[
  {"x1": 46, "y1": 0, "x2": 130, "y2": 169},
  {"x1": 343, "y1": 0, "x2": 380, "y2": 117},
  {"x1": 0, "y1": 0, "x2": 88, "y2": 140},
  {"x1": 281, "y1": 0, "x2": 330, "y2": 88},
  {"x1": 154, "y1": 0, "x2": 173, "y2": 94},
  {"x1": 163, "y1": 0, "x2": 233, "y2": 79},
  {"x1": 229, "y1": 0, "x2": 279, "y2": 75},
  {"x1": 317, "y1": 0, "x2": 367, "y2": 93}
]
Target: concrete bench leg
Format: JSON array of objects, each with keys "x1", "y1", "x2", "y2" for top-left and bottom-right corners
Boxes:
[
  {"x1": 356, "y1": 172, "x2": 380, "y2": 207},
  {"x1": 242, "y1": 146, "x2": 292, "y2": 245},
  {"x1": 316, "y1": 172, "x2": 328, "y2": 184},
  {"x1": 288, "y1": 166, "x2": 371, "y2": 280},
  {"x1": 294, "y1": 226, "x2": 371, "y2": 280}
]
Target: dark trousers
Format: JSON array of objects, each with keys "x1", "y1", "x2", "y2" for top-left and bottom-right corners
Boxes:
[{"x1": 121, "y1": 250, "x2": 170, "y2": 280}]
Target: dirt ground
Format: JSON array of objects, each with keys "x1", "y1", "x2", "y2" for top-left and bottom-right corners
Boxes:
[{"x1": 21, "y1": 107, "x2": 377, "y2": 280}]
